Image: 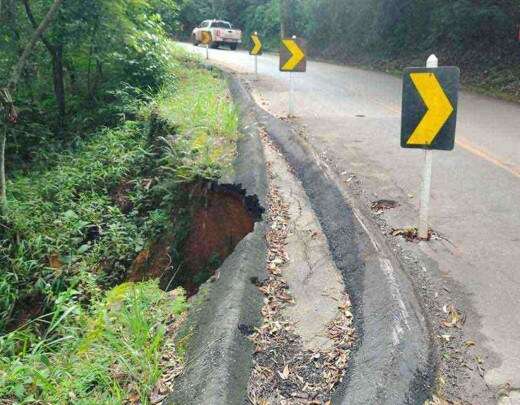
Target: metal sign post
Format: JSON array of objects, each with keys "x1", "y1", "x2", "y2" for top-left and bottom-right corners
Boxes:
[
  {"x1": 250, "y1": 32, "x2": 263, "y2": 76},
  {"x1": 289, "y1": 71, "x2": 294, "y2": 116},
  {"x1": 400, "y1": 55, "x2": 460, "y2": 240},
  {"x1": 280, "y1": 35, "x2": 306, "y2": 117},
  {"x1": 200, "y1": 31, "x2": 212, "y2": 60},
  {"x1": 417, "y1": 55, "x2": 438, "y2": 239}
]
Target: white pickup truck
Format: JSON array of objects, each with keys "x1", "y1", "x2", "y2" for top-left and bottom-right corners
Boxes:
[{"x1": 192, "y1": 20, "x2": 242, "y2": 50}]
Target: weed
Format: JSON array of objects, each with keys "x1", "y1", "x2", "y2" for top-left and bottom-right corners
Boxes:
[
  {"x1": 0, "y1": 282, "x2": 188, "y2": 404},
  {"x1": 152, "y1": 54, "x2": 240, "y2": 183}
]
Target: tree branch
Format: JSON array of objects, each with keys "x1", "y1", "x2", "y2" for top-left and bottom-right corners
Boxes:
[
  {"x1": 22, "y1": 0, "x2": 55, "y2": 53},
  {"x1": 7, "y1": 0, "x2": 64, "y2": 93}
]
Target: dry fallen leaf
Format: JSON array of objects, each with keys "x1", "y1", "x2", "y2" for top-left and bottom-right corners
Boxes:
[
  {"x1": 424, "y1": 395, "x2": 451, "y2": 405},
  {"x1": 441, "y1": 305, "x2": 462, "y2": 328},
  {"x1": 464, "y1": 339, "x2": 476, "y2": 348},
  {"x1": 439, "y1": 334, "x2": 452, "y2": 342},
  {"x1": 279, "y1": 365, "x2": 290, "y2": 380}
]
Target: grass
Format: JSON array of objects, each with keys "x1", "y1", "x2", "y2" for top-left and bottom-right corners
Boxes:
[
  {"x1": 0, "y1": 43, "x2": 240, "y2": 403},
  {"x1": 0, "y1": 121, "x2": 151, "y2": 332},
  {"x1": 152, "y1": 48, "x2": 239, "y2": 183},
  {"x1": 0, "y1": 282, "x2": 188, "y2": 404}
]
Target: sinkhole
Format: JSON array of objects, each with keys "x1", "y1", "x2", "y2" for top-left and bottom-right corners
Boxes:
[{"x1": 127, "y1": 182, "x2": 263, "y2": 296}]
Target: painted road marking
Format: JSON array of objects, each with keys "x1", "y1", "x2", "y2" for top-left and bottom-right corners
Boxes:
[
  {"x1": 363, "y1": 94, "x2": 519, "y2": 178},
  {"x1": 186, "y1": 43, "x2": 517, "y2": 179}
]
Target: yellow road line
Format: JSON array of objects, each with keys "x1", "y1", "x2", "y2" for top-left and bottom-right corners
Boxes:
[
  {"x1": 455, "y1": 136, "x2": 520, "y2": 178},
  {"x1": 370, "y1": 97, "x2": 519, "y2": 179}
]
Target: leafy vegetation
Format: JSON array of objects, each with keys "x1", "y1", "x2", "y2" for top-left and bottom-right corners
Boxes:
[
  {"x1": 0, "y1": 282, "x2": 188, "y2": 403},
  {"x1": 177, "y1": 0, "x2": 520, "y2": 100},
  {"x1": 154, "y1": 62, "x2": 239, "y2": 183},
  {"x1": 0, "y1": 44, "x2": 239, "y2": 403},
  {"x1": 0, "y1": 0, "x2": 240, "y2": 399}
]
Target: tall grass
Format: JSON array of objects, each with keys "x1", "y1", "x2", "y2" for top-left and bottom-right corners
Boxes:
[
  {"x1": 0, "y1": 43, "x2": 239, "y2": 403},
  {"x1": 153, "y1": 51, "x2": 240, "y2": 183},
  {"x1": 0, "y1": 282, "x2": 188, "y2": 404}
]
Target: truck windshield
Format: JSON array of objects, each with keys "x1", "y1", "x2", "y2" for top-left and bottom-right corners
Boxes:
[{"x1": 211, "y1": 22, "x2": 232, "y2": 29}]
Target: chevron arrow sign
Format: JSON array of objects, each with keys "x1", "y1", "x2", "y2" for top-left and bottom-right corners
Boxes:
[
  {"x1": 401, "y1": 66, "x2": 460, "y2": 150},
  {"x1": 280, "y1": 38, "x2": 306, "y2": 72},
  {"x1": 250, "y1": 33, "x2": 263, "y2": 55}
]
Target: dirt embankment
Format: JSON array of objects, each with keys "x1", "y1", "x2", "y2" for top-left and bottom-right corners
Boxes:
[
  {"x1": 127, "y1": 182, "x2": 263, "y2": 295},
  {"x1": 125, "y1": 109, "x2": 263, "y2": 295}
]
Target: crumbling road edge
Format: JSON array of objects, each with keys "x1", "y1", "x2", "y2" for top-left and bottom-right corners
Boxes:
[
  {"x1": 226, "y1": 72, "x2": 435, "y2": 405},
  {"x1": 166, "y1": 77, "x2": 269, "y2": 405}
]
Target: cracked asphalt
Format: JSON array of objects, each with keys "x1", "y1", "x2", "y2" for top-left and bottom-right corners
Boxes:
[{"x1": 179, "y1": 43, "x2": 520, "y2": 404}]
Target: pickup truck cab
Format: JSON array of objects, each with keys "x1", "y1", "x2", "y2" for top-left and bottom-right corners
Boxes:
[{"x1": 192, "y1": 20, "x2": 242, "y2": 50}]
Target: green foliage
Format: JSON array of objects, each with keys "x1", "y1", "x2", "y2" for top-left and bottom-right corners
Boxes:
[
  {"x1": 0, "y1": 281, "x2": 188, "y2": 404},
  {"x1": 177, "y1": 0, "x2": 520, "y2": 65},
  {"x1": 0, "y1": 42, "x2": 239, "y2": 402},
  {"x1": 0, "y1": 41, "x2": 240, "y2": 333},
  {"x1": 0, "y1": 0, "x2": 179, "y2": 165},
  {"x1": 0, "y1": 0, "x2": 241, "y2": 398},
  {"x1": 0, "y1": 120, "x2": 148, "y2": 331},
  {"x1": 152, "y1": 51, "x2": 239, "y2": 183}
]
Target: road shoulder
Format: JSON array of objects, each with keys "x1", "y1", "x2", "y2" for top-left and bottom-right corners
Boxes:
[{"x1": 226, "y1": 71, "x2": 435, "y2": 404}]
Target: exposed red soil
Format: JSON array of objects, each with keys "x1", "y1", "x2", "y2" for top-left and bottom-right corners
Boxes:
[
  {"x1": 127, "y1": 234, "x2": 176, "y2": 283},
  {"x1": 180, "y1": 186, "x2": 256, "y2": 293},
  {"x1": 128, "y1": 183, "x2": 259, "y2": 295}
]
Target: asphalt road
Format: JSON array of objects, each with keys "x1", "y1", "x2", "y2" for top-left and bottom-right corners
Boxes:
[{"x1": 180, "y1": 43, "x2": 520, "y2": 401}]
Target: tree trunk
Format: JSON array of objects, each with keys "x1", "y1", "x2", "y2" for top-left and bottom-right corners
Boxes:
[
  {"x1": 66, "y1": 60, "x2": 78, "y2": 95},
  {"x1": 9, "y1": 0, "x2": 64, "y2": 92},
  {"x1": 1, "y1": 0, "x2": 64, "y2": 217},
  {"x1": 23, "y1": 0, "x2": 66, "y2": 133},
  {"x1": 52, "y1": 45, "x2": 65, "y2": 132},
  {"x1": 88, "y1": 59, "x2": 103, "y2": 103},
  {"x1": 0, "y1": 125, "x2": 7, "y2": 215}
]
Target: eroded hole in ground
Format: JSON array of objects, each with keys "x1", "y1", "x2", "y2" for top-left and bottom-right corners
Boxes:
[
  {"x1": 390, "y1": 227, "x2": 442, "y2": 242},
  {"x1": 127, "y1": 182, "x2": 263, "y2": 296},
  {"x1": 371, "y1": 199, "x2": 399, "y2": 212}
]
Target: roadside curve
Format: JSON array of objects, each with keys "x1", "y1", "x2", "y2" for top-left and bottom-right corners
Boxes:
[
  {"x1": 226, "y1": 71, "x2": 435, "y2": 404},
  {"x1": 166, "y1": 76, "x2": 269, "y2": 404}
]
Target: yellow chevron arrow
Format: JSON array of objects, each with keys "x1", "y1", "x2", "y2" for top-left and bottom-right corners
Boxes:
[
  {"x1": 251, "y1": 34, "x2": 262, "y2": 55},
  {"x1": 281, "y1": 39, "x2": 304, "y2": 71},
  {"x1": 407, "y1": 73, "x2": 454, "y2": 145},
  {"x1": 201, "y1": 31, "x2": 212, "y2": 45}
]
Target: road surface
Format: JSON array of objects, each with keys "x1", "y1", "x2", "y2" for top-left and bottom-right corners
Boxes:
[{"x1": 180, "y1": 43, "x2": 520, "y2": 402}]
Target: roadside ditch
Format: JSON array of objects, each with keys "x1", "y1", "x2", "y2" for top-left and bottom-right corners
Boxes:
[
  {"x1": 163, "y1": 70, "x2": 356, "y2": 404},
  {"x1": 148, "y1": 64, "x2": 433, "y2": 404},
  {"x1": 226, "y1": 71, "x2": 434, "y2": 405}
]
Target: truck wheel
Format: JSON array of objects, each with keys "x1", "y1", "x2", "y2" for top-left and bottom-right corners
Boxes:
[
  {"x1": 192, "y1": 35, "x2": 199, "y2": 46},
  {"x1": 210, "y1": 42, "x2": 219, "y2": 49},
  {"x1": 230, "y1": 43, "x2": 237, "y2": 50}
]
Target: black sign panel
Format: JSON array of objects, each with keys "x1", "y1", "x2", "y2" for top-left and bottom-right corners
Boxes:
[{"x1": 401, "y1": 66, "x2": 460, "y2": 150}]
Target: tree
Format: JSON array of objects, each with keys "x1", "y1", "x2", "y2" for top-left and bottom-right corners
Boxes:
[
  {"x1": 23, "y1": 0, "x2": 66, "y2": 132},
  {"x1": 0, "y1": 0, "x2": 64, "y2": 215}
]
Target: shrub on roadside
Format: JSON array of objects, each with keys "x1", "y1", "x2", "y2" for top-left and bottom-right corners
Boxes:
[{"x1": 0, "y1": 282, "x2": 188, "y2": 404}]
